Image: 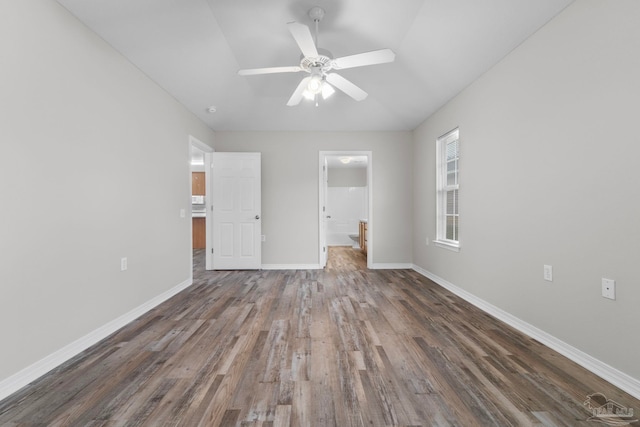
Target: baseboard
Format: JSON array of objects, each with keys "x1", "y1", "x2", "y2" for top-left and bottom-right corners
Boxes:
[
  {"x1": 0, "y1": 277, "x2": 193, "y2": 402},
  {"x1": 261, "y1": 264, "x2": 322, "y2": 270},
  {"x1": 370, "y1": 263, "x2": 413, "y2": 269},
  {"x1": 411, "y1": 265, "x2": 640, "y2": 400}
]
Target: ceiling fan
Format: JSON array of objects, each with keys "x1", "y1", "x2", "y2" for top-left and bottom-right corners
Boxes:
[{"x1": 238, "y1": 6, "x2": 395, "y2": 106}]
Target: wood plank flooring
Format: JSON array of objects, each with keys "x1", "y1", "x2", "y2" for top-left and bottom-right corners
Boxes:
[{"x1": 1, "y1": 247, "x2": 638, "y2": 426}]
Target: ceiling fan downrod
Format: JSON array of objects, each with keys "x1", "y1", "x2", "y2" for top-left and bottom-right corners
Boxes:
[{"x1": 308, "y1": 6, "x2": 325, "y2": 48}]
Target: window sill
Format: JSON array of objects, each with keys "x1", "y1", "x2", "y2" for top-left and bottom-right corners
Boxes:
[{"x1": 434, "y1": 240, "x2": 460, "y2": 252}]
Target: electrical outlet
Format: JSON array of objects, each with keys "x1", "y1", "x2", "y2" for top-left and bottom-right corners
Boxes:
[
  {"x1": 543, "y1": 265, "x2": 553, "y2": 282},
  {"x1": 180, "y1": 208, "x2": 186, "y2": 218},
  {"x1": 121, "y1": 257, "x2": 128, "y2": 271},
  {"x1": 261, "y1": 235, "x2": 266, "y2": 242},
  {"x1": 602, "y1": 278, "x2": 615, "y2": 300},
  {"x1": 425, "y1": 236, "x2": 429, "y2": 246}
]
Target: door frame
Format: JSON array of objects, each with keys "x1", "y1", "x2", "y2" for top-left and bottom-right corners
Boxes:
[
  {"x1": 318, "y1": 151, "x2": 373, "y2": 269},
  {"x1": 189, "y1": 136, "x2": 214, "y2": 270}
]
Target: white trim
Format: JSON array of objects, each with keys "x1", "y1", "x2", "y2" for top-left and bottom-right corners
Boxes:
[
  {"x1": 411, "y1": 264, "x2": 640, "y2": 400},
  {"x1": 370, "y1": 263, "x2": 413, "y2": 270},
  {"x1": 0, "y1": 278, "x2": 193, "y2": 402},
  {"x1": 434, "y1": 240, "x2": 461, "y2": 252},
  {"x1": 261, "y1": 264, "x2": 322, "y2": 270},
  {"x1": 189, "y1": 135, "x2": 214, "y2": 153}
]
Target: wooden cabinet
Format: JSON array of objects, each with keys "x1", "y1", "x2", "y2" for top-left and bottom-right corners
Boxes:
[
  {"x1": 192, "y1": 218, "x2": 206, "y2": 249},
  {"x1": 192, "y1": 172, "x2": 206, "y2": 249},
  {"x1": 192, "y1": 172, "x2": 205, "y2": 195},
  {"x1": 359, "y1": 221, "x2": 367, "y2": 254}
]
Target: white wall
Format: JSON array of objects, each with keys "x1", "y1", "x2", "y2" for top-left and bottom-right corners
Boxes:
[
  {"x1": 413, "y1": 0, "x2": 640, "y2": 381},
  {"x1": 327, "y1": 167, "x2": 368, "y2": 246},
  {"x1": 0, "y1": 1, "x2": 215, "y2": 383},
  {"x1": 328, "y1": 167, "x2": 367, "y2": 187},
  {"x1": 326, "y1": 187, "x2": 367, "y2": 246},
  {"x1": 215, "y1": 132, "x2": 413, "y2": 266}
]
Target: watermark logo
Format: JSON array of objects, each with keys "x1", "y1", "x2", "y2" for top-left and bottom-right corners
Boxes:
[{"x1": 584, "y1": 393, "x2": 638, "y2": 426}]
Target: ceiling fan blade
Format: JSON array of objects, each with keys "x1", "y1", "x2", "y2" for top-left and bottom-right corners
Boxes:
[
  {"x1": 332, "y1": 49, "x2": 395, "y2": 70},
  {"x1": 287, "y1": 22, "x2": 318, "y2": 58},
  {"x1": 287, "y1": 76, "x2": 312, "y2": 106},
  {"x1": 325, "y1": 73, "x2": 368, "y2": 101},
  {"x1": 238, "y1": 66, "x2": 303, "y2": 76}
]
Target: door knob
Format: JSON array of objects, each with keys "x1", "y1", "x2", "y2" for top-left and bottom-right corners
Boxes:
[{"x1": 255, "y1": 215, "x2": 260, "y2": 220}]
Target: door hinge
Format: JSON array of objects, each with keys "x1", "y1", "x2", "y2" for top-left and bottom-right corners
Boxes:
[
  {"x1": 323, "y1": 247, "x2": 326, "y2": 253},
  {"x1": 323, "y1": 206, "x2": 325, "y2": 212},
  {"x1": 211, "y1": 248, "x2": 214, "y2": 254}
]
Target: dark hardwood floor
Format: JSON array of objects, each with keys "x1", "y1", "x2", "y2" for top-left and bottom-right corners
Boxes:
[{"x1": 1, "y1": 247, "x2": 637, "y2": 426}]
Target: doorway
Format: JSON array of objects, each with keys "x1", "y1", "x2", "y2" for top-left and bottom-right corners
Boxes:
[
  {"x1": 189, "y1": 136, "x2": 213, "y2": 270},
  {"x1": 318, "y1": 151, "x2": 372, "y2": 269}
]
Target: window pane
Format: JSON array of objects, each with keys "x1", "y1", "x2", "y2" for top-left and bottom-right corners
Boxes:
[
  {"x1": 446, "y1": 215, "x2": 458, "y2": 241},
  {"x1": 447, "y1": 171, "x2": 456, "y2": 185},
  {"x1": 447, "y1": 158, "x2": 457, "y2": 185},
  {"x1": 446, "y1": 140, "x2": 458, "y2": 161},
  {"x1": 446, "y1": 189, "x2": 458, "y2": 215}
]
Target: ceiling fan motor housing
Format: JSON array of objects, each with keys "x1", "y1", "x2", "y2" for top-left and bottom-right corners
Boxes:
[{"x1": 300, "y1": 48, "x2": 333, "y2": 72}]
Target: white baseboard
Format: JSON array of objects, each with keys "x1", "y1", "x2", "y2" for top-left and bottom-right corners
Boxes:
[
  {"x1": 261, "y1": 264, "x2": 322, "y2": 270},
  {"x1": 0, "y1": 277, "x2": 193, "y2": 402},
  {"x1": 370, "y1": 263, "x2": 413, "y2": 269},
  {"x1": 411, "y1": 265, "x2": 640, "y2": 400},
  {"x1": 260, "y1": 263, "x2": 412, "y2": 271}
]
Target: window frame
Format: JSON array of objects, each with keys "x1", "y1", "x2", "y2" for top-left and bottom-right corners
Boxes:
[{"x1": 435, "y1": 128, "x2": 460, "y2": 252}]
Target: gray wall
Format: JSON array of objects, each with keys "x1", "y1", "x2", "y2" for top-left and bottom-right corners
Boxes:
[
  {"x1": 0, "y1": 1, "x2": 215, "y2": 381},
  {"x1": 215, "y1": 132, "x2": 413, "y2": 266},
  {"x1": 328, "y1": 168, "x2": 367, "y2": 187},
  {"x1": 413, "y1": 0, "x2": 640, "y2": 380}
]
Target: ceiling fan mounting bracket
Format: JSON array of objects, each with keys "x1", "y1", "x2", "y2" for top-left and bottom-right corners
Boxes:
[{"x1": 308, "y1": 6, "x2": 325, "y2": 23}]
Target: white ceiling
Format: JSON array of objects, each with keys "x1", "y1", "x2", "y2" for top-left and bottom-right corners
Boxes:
[{"x1": 55, "y1": 0, "x2": 574, "y2": 132}]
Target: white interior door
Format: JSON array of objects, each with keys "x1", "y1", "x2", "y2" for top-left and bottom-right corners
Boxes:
[
  {"x1": 212, "y1": 152, "x2": 261, "y2": 270},
  {"x1": 319, "y1": 157, "x2": 329, "y2": 268}
]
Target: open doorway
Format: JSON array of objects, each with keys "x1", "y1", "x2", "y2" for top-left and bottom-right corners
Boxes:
[
  {"x1": 189, "y1": 136, "x2": 213, "y2": 271},
  {"x1": 319, "y1": 151, "x2": 372, "y2": 269}
]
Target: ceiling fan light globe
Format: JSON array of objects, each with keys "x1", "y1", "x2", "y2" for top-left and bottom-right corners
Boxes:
[
  {"x1": 321, "y1": 83, "x2": 335, "y2": 99},
  {"x1": 303, "y1": 90, "x2": 315, "y2": 101},
  {"x1": 307, "y1": 75, "x2": 323, "y2": 94}
]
